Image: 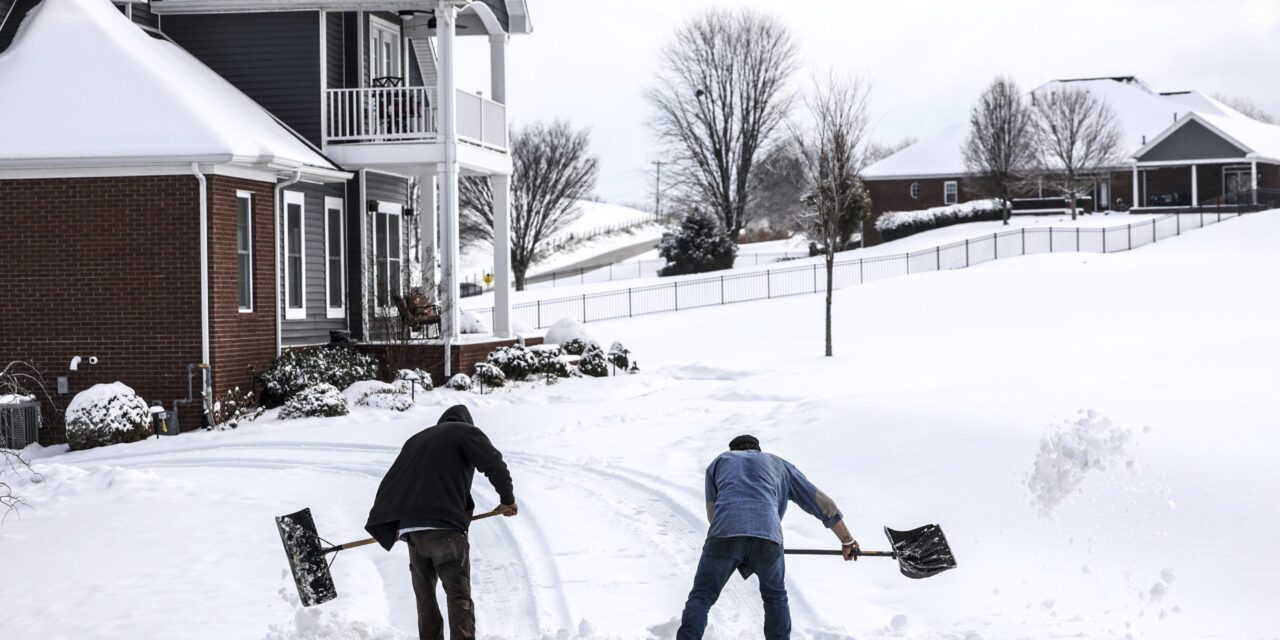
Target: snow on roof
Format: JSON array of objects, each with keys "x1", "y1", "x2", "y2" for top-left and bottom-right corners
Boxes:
[
  {"x1": 1189, "y1": 112, "x2": 1280, "y2": 161},
  {"x1": 0, "y1": 0, "x2": 345, "y2": 178},
  {"x1": 863, "y1": 77, "x2": 1248, "y2": 180}
]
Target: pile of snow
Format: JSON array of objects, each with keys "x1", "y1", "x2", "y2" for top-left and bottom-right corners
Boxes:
[
  {"x1": 459, "y1": 311, "x2": 489, "y2": 334},
  {"x1": 1027, "y1": 410, "x2": 1135, "y2": 515},
  {"x1": 544, "y1": 318, "x2": 593, "y2": 345},
  {"x1": 875, "y1": 198, "x2": 1003, "y2": 235},
  {"x1": 0, "y1": 393, "x2": 34, "y2": 404},
  {"x1": 64, "y1": 382, "x2": 151, "y2": 450},
  {"x1": 343, "y1": 381, "x2": 413, "y2": 412}
]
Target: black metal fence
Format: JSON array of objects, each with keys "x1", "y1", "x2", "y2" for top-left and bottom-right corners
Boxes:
[{"x1": 466, "y1": 203, "x2": 1269, "y2": 330}]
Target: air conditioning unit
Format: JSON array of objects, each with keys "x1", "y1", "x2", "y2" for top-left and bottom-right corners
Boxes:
[{"x1": 0, "y1": 397, "x2": 40, "y2": 449}]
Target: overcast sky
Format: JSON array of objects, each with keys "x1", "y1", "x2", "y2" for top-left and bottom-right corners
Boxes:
[{"x1": 453, "y1": 0, "x2": 1280, "y2": 208}]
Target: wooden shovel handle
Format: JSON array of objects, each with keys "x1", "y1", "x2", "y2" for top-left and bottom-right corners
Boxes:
[
  {"x1": 786, "y1": 549, "x2": 896, "y2": 558},
  {"x1": 331, "y1": 508, "x2": 508, "y2": 552}
]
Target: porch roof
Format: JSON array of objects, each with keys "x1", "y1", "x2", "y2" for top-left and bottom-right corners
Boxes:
[
  {"x1": 1134, "y1": 112, "x2": 1280, "y2": 166},
  {"x1": 0, "y1": 0, "x2": 348, "y2": 181}
]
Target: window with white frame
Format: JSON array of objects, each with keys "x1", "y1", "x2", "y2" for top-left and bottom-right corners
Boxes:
[
  {"x1": 324, "y1": 197, "x2": 346, "y2": 318},
  {"x1": 909, "y1": 182, "x2": 921, "y2": 199},
  {"x1": 236, "y1": 191, "x2": 253, "y2": 311},
  {"x1": 284, "y1": 191, "x2": 306, "y2": 320},
  {"x1": 368, "y1": 16, "x2": 401, "y2": 84},
  {"x1": 943, "y1": 181, "x2": 958, "y2": 205},
  {"x1": 374, "y1": 202, "x2": 403, "y2": 308}
]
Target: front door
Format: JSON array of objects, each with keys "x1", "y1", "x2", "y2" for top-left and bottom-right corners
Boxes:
[
  {"x1": 368, "y1": 16, "x2": 401, "y2": 86},
  {"x1": 1224, "y1": 167, "x2": 1251, "y2": 202}
]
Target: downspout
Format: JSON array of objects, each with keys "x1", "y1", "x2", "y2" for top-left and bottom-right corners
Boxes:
[
  {"x1": 275, "y1": 171, "x2": 304, "y2": 356},
  {"x1": 191, "y1": 163, "x2": 213, "y2": 426}
]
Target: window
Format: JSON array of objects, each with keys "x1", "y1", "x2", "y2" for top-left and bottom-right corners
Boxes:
[
  {"x1": 236, "y1": 192, "x2": 253, "y2": 311},
  {"x1": 374, "y1": 202, "x2": 403, "y2": 308},
  {"x1": 324, "y1": 197, "x2": 346, "y2": 319},
  {"x1": 944, "y1": 181, "x2": 958, "y2": 205},
  {"x1": 368, "y1": 16, "x2": 400, "y2": 84},
  {"x1": 909, "y1": 182, "x2": 921, "y2": 199},
  {"x1": 284, "y1": 191, "x2": 306, "y2": 320}
]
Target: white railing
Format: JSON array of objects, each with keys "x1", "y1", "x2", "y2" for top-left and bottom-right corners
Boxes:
[
  {"x1": 325, "y1": 86, "x2": 507, "y2": 151},
  {"x1": 327, "y1": 86, "x2": 437, "y2": 142}
]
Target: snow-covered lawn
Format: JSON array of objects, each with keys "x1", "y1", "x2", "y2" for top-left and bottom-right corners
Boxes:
[{"x1": 3, "y1": 212, "x2": 1277, "y2": 639}]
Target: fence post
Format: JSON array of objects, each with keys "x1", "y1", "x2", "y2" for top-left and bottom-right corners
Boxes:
[
  {"x1": 674, "y1": 281, "x2": 679, "y2": 311},
  {"x1": 537, "y1": 300, "x2": 542, "y2": 327},
  {"x1": 859, "y1": 259, "x2": 864, "y2": 284},
  {"x1": 1103, "y1": 228, "x2": 1107, "y2": 253},
  {"x1": 965, "y1": 238, "x2": 970, "y2": 267},
  {"x1": 1050, "y1": 228, "x2": 1054, "y2": 253},
  {"x1": 1152, "y1": 219, "x2": 1156, "y2": 243},
  {"x1": 812, "y1": 263, "x2": 818, "y2": 292},
  {"x1": 720, "y1": 275, "x2": 725, "y2": 304},
  {"x1": 582, "y1": 294, "x2": 587, "y2": 321},
  {"x1": 935, "y1": 245, "x2": 941, "y2": 271},
  {"x1": 1021, "y1": 227, "x2": 1026, "y2": 255},
  {"x1": 767, "y1": 270, "x2": 772, "y2": 299},
  {"x1": 993, "y1": 233, "x2": 999, "y2": 259},
  {"x1": 1127, "y1": 223, "x2": 1132, "y2": 250},
  {"x1": 628, "y1": 288, "x2": 633, "y2": 318},
  {"x1": 1177, "y1": 212, "x2": 1181, "y2": 235},
  {"x1": 1076, "y1": 227, "x2": 1080, "y2": 251}
]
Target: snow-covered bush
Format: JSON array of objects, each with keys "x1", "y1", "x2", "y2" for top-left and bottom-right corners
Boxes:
[
  {"x1": 659, "y1": 208, "x2": 737, "y2": 276},
  {"x1": 460, "y1": 311, "x2": 489, "y2": 335},
  {"x1": 561, "y1": 338, "x2": 589, "y2": 356},
  {"x1": 544, "y1": 318, "x2": 592, "y2": 347},
  {"x1": 445, "y1": 374, "x2": 473, "y2": 391},
  {"x1": 278, "y1": 384, "x2": 349, "y2": 420},
  {"x1": 578, "y1": 343, "x2": 610, "y2": 378},
  {"x1": 607, "y1": 341, "x2": 632, "y2": 372},
  {"x1": 210, "y1": 386, "x2": 264, "y2": 430},
  {"x1": 472, "y1": 363, "x2": 507, "y2": 392},
  {"x1": 343, "y1": 380, "x2": 413, "y2": 412},
  {"x1": 260, "y1": 346, "x2": 378, "y2": 408},
  {"x1": 535, "y1": 348, "x2": 572, "y2": 381},
  {"x1": 394, "y1": 368, "x2": 432, "y2": 394},
  {"x1": 486, "y1": 345, "x2": 538, "y2": 381},
  {"x1": 65, "y1": 382, "x2": 152, "y2": 450},
  {"x1": 875, "y1": 198, "x2": 1003, "y2": 242}
]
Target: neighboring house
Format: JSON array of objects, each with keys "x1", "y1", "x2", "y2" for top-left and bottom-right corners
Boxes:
[
  {"x1": 0, "y1": 0, "x2": 531, "y2": 440},
  {"x1": 861, "y1": 76, "x2": 1280, "y2": 245}
]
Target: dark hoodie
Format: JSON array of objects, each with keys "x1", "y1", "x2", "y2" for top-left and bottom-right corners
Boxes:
[{"x1": 365, "y1": 405, "x2": 515, "y2": 550}]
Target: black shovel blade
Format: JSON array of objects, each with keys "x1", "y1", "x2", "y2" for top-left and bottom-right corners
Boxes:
[
  {"x1": 884, "y1": 524, "x2": 956, "y2": 579},
  {"x1": 276, "y1": 508, "x2": 338, "y2": 606}
]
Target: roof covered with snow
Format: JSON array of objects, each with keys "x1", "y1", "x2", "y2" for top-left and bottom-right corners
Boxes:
[
  {"x1": 0, "y1": 0, "x2": 346, "y2": 179},
  {"x1": 863, "y1": 76, "x2": 1269, "y2": 180}
]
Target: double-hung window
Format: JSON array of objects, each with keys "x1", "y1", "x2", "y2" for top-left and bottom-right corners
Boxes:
[
  {"x1": 324, "y1": 197, "x2": 346, "y2": 319},
  {"x1": 374, "y1": 202, "x2": 403, "y2": 308},
  {"x1": 236, "y1": 191, "x2": 253, "y2": 312},
  {"x1": 284, "y1": 191, "x2": 306, "y2": 320},
  {"x1": 944, "y1": 181, "x2": 958, "y2": 205},
  {"x1": 368, "y1": 16, "x2": 401, "y2": 83}
]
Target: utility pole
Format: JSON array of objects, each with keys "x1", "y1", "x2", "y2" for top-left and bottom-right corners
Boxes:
[{"x1": 652, "y1": 160, "x2": 664, "y2": 220}]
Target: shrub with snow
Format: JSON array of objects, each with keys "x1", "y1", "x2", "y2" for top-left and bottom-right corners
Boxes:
[
  {"x1": 260, "y1": 346, "x2": 378, "y2": 408},
  {"x1": 561, "y1": 338, "x2": 589, "y2": 356},
  {"x1": 486, "y1": 345, "x2": 538, "y2": 381},
  {"x1": 659, "y1": 208, "x2": 737, "y2": 276},
  {"x1": 445, "y1": 374, "x2": 473, "y2": 391},
  {"x1": 460, "y1": 311, "x2": 490, "y2": 335},
  {"x1": 395, "y1": 368, "x2": 433, "y2": 394},
  {"x1": 875, "y1": 198, "x2": 1003, "y2": 242},
  {"x1": 578, "y1": 343, "x2": 610, "y2": 378},
  {"x1": 210, "y1": 386, "x2": 264, "y2": 430},
  {"x1": 343, "y1": 380, "x2": 413, "y2": 412},
  {"x1": 544, "y1": 318, "x2": 592, "y2": 347},
  {"x1": 278, "y1": 384, "x2": 349, "y2": 419},
  {"x1": 472, "y1": 363, "x2": 507, "y2": 392},
  {"x1": 607, "y1": 341, "x2": 632, "y2": 372},
  {"x1": 65, "y1": 382, "x2": 152, "y2": 451},
  {"x1": 535, "y1": 348, "x2": 572, "y2": 381}
]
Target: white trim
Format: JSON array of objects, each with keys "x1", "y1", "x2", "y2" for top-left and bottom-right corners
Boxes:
[
  {"x1": 323, "y1": 196, "x2": 347, "y2": 319},
  {"x1": 943, "y1": 180, "x2": 958, "y2": 205},
  {"x1": 0, "y1": 161, "x2": 346, "y2": 183},
  {"x1": 283, "y1": 190, "x2": 308, "y2": 320},
  {"x1": 236, "y1": 190, "x2": 255, "y2": 312},
  {"x1": 372, "y1": 200, "x2": 405, "y2": 312},
  {"x1": 1132, "y1": 112, "x2": 1254, "y2": 160},
  {"x1": 1133, "y1": 157, "x2": 1279, "y2": 168},
  {"x1": 368, "y1": 14, "x2": 402, "y2": 84},
  {"x1": 320, "y1": 10, "x2": 328, "y2": 147}
]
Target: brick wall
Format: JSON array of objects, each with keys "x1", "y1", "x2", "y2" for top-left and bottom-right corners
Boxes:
[
  {"x1": 864, "y1": 177, "x2": 966, "y2": 245},
  {"x1": 0, "y1": 173, "x2": 278, "y2": 443},
  {"x1": 358, "y1": 336, "x2": 546, "y2": 388}
]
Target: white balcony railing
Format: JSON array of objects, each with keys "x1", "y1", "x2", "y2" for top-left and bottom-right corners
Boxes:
[{"x1": 325, "y1": 87, "x2": 507, "y2": 151}]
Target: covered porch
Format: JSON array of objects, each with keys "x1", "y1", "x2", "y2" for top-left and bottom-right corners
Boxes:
[{"x1": 1130, "y1": 112, "x2": 1280, "y2": 212}]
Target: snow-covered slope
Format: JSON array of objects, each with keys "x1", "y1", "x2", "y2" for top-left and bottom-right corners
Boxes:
[{"x1": 2, "y1": 213, "x2": 1277, "y2": 639}]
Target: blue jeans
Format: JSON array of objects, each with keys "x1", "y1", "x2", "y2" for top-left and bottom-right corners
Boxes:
[{"x1": 677, "y1": 536, "x2": 790, "y2": 640}]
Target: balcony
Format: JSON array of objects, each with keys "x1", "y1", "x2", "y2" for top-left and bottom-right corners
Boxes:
[{"x1": 325, "y1": 87, "x2": 507, "y2": 151}]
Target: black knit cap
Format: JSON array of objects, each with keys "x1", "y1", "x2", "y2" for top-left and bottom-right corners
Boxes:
[{"x1": 729, "y1": 435, "x2": 761, "y2": 451}]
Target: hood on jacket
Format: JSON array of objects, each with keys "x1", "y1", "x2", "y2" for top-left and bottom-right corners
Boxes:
[{"x1": 438, "y1": 405, "x2": 474, "y2": 426}]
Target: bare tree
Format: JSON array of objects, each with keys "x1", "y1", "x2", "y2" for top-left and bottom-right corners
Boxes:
[
  {"x1": 865, "y1": 136, "x2": 917, "y2": 165},
  {"x1": 964, "y1": 76, "x2": 1037, "y2": 225},
  {"x1": 745, "y1": 142, "x2": 806, "y2": 235},
  {"x1": 792, "y1": 74, "x2": 873, "y2": 358},
  {"x1": 645, "y1": 8, "x2": 798, "y2": 243},
  {"x1": 1214, "y1": 93, "x2": 1277, "y2": 124},
  {"x1": 1032, "y1": 86, "x2": 1123, "y2": 220},
  {"x1": 459, "y1": 121, "x2": 599, "y2": 290}
]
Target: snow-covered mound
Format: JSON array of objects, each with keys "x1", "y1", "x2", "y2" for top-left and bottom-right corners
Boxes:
[{"x1": 1, "y1": 212, "x2": 1277, "y2": 639}]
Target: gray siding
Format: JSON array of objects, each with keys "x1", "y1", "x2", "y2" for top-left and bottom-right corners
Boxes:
[
  {"x1": 130, "y1": 4, "x2": 159, "y2": 29},
  {"x1": 163, "y1": 12, "x2": 324, "y2": 146},
  {"x1": 282, "y1": 181, "x2": 349, "y2": 347},
  {"x1": 326, "y1": 11, "x2": 350, "y2": 90},
  {"x1": 1140, "y1": 120, "x2": 1249, "y2": 162}
]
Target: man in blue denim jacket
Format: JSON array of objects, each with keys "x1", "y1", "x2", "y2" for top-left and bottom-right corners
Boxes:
[{"x1": 677, "y1": 435, "x2": 858, "y2": 640}]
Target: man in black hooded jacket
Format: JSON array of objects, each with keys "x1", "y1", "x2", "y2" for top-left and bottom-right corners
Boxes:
[{"x1": 366, "y1": 405, "x2": 517, "y2": 640}]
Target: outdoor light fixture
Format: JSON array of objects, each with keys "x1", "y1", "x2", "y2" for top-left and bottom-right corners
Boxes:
[{"x1": 367, "y1": 199, "x2": 379, "y2": 212}]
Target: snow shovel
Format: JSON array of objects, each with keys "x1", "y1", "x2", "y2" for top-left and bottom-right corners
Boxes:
[
  {"x1": 276, "y1": 507, "x2": 505, "y2": 606},
  {"x1": 786, "y1": 524, "x2": 956, "y2": 579}
]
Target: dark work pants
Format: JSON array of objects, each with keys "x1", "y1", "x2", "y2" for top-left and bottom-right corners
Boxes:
[
  {"x1": 677, "y1": 536, "x2": 790, "y2": 640},
  {"x1": 406, "y1": 530, "x2": 474, "y2": 640}
]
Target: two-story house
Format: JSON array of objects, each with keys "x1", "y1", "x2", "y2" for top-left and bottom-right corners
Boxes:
[{"x1": 0, "y1": 0, "x2": 531, "y2": 440}]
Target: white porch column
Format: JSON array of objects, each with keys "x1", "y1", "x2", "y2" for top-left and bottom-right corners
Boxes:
[
  {"x1": 1190, "y1": 164, "x2": 1198, "y2": 205},
  {"x1": 437, "y1": 0, "x2": 461, "y2": 350},
  {"x1": 489, "y1": 33, "x2": 507, "y2": 105},
  {"x1": 1251, "y1": 160, "x2": 1259, "y2": 205},
  {"x1": 416, "y1": 172, "x2": 439, "y2": 295},
  {"x1": 493, "y1": 174, "x2": 512, "y2": 337},
  {"x1": 1132, "y1": 166, "x2": 1139, "y2": 208}
]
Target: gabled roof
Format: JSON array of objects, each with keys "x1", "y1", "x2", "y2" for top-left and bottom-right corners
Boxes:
[
  {"x1": 0, "y1": 0, "x2": 347, "y2": 179},
  {"x1": 1134, "y1": 111, "x2": 1280, "y2": 163},
  {"x1": 863, "y1": 76, "x2": 1252, "y2": 180}
]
